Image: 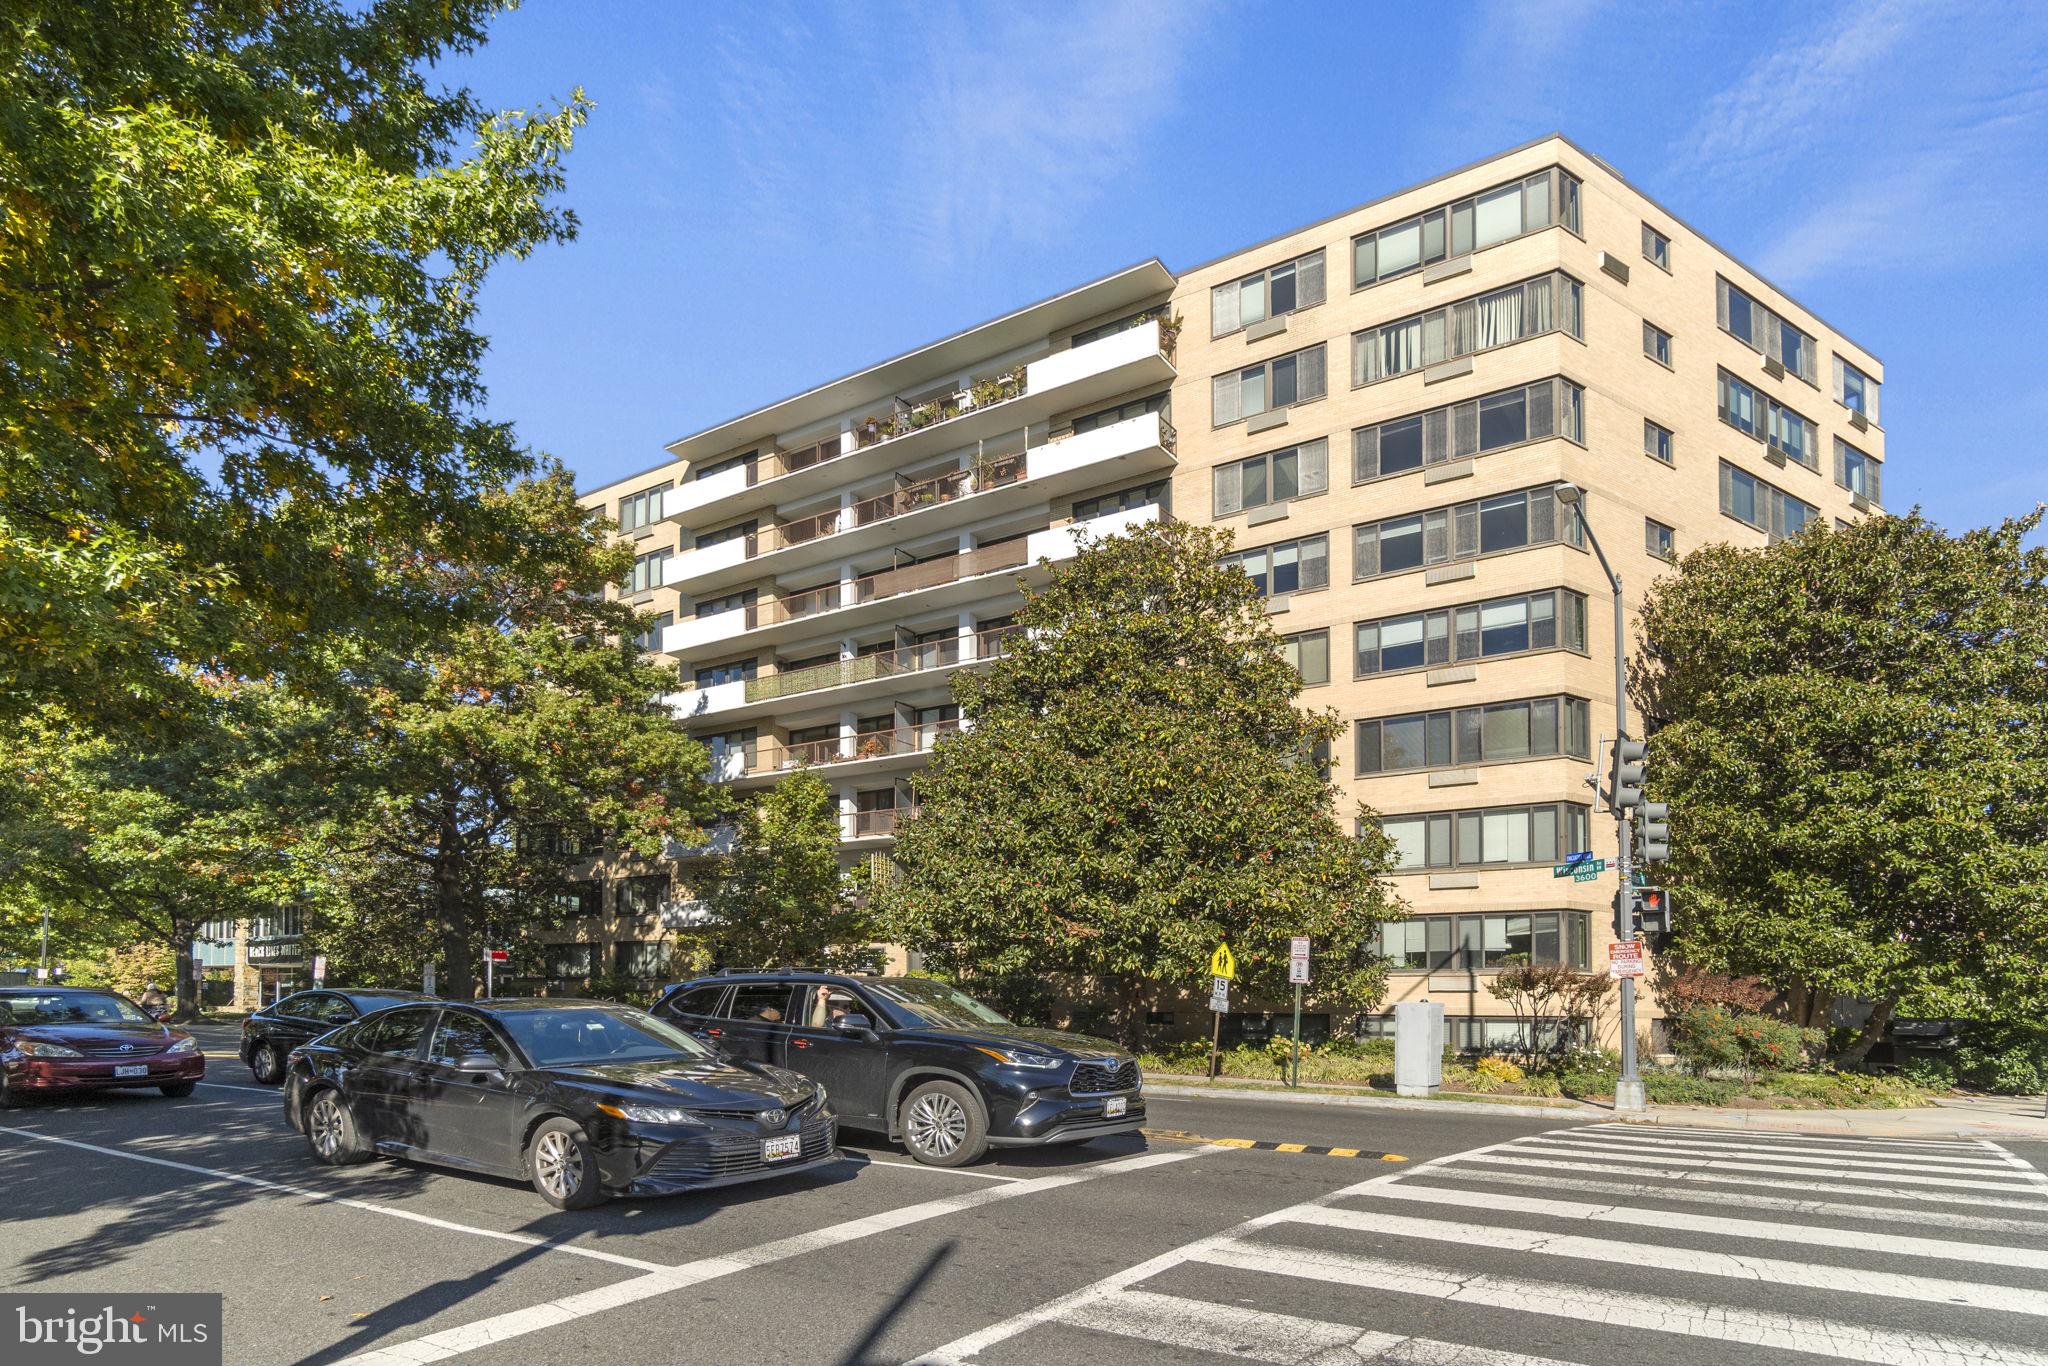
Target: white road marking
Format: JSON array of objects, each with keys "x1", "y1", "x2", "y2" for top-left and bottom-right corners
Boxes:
[
  {"x1": 196, "y1": 1080, "x2": 283, "y2": 1096},
  {"x1": 1588, "y1": 1121, "x2": 1988, "y2": 1151},
  {"x1": 1288, "y1": 1205, "x2": 2048, "y2": 1317},
  {"x1": 339, "y1": 1143, "x2": 1218, "y2": 1364},
  {"x1": 1355, "y1": 1179, "x2": 2048, "y2": 1270},
  {"x1": 1536, "y1": 1130, "x2": 2017, "y2": 1169},
  {"x1": 0, "y1": 1124, "x2": 667, "y2": 1273},
  {"x1": 1454, "y1": 1152, "x2": 2048, "y2": 1212},
  {"x1": 1421, "y1": 1163, "x2": 2048, "y2": 1235},
  {"x1": 1981, "y1": 1139, "x2": 2048, "y2": 1186},
  {"x1": 857, "y1": 1158, "x2": 1024, "y2": 1183},
  {"x1": 1193, "y1": 1239, "x2": 2048, "y2": 1366},
  {"x1": 1496, "y1": 1141, "x2": 2048, "y2": 1193}
]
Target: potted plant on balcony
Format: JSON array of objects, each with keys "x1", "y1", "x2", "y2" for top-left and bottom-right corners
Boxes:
[{"x1": 856, "y1": 735, "x2": 890, "y2": 759}]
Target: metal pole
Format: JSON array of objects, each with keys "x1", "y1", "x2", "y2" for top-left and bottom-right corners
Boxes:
[
  {"x1": 1290, "y1": 983, "x2": 1304, "y2": 1088},
  {"x1": 39, "y1": 908, "x2": 50, "y2": 980},
  {"x1": 1208, "y1": 1006, "x2": 1222, "y2": 1080},
  {"x1": 485, "y1": 951, "x2": 494, "y2": 1000}
]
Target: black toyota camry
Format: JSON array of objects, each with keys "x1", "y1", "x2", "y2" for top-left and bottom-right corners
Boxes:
[{"x1": 282, "y1": 998, "x2": 837, "y2": 1209}]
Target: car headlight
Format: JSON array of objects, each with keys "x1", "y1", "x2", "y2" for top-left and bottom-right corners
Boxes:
[
  {"x1": 166, "y1": 1037, "x2": 200, "y2": 1055},
  {"x1": 595, "y1": 1102, "x2": 709, "y2": 1126},
  {"x1": 974, "y1": 1046, "x2": 1064, "y2": 1070},
  {"x1": 810, "y1": 1084, "x2": 828, "y2": 1111},
  {"x1": 16, "y1": 1039, "x2": 84, "y2": 1058}
]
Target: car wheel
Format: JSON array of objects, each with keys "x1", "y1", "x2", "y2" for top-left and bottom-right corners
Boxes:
[
  {"x1": 528, "y1": 1118, "x2": 606, "y2": 1210},
  {"x1": 158, "y1": 1082, "x2": 196, "y2": 1098},
  {"x1": 303, "y1": 1087, "x2": 371, "y2": 1166},
  {"x1": 899, "y1": 1080, "x2": 988, "y2": 1167},
  {"x1": 251, "y1": 1043, "x2": 284, "y2": 1085}
]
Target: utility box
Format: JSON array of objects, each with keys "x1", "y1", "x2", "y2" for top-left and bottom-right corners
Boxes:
[{"x1": 1394, "y1": 1001, "x2": 1445, "y2": 1097}]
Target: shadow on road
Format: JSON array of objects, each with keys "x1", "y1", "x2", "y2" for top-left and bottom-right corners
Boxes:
[{"x1": 835, "y1": 1240, "x2": 957, "y2": 1366}]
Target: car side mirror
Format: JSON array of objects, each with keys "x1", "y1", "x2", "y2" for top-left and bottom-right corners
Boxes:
[
  {"x1": 457, "y1": 1053, "x2": 505, "y2": 1079},
  {"x1": 830, "y1": 1013, "x2": 877, "y2": 1040}
]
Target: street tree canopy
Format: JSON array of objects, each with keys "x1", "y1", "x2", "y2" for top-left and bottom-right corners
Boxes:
[
  {"x1": 0, "y1": 2, "x2": 585, "y2": 729},
  {"x1": 1634, "y1": 510, "x2": 2048, "y2": 1058},
  {"x1": 872, "y1": 520, "x2": 1402, "y2": 1043},
  {"x1": 695, "y1": 770, "x2": 880, "y2": 975}
]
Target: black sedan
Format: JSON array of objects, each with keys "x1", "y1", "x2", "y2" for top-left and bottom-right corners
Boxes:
[
  {"x1": 282, "y1": 998, "x2": 836, "y2": 1209},
  {"x1": 240, "y1": 988, "x2": 439, "y2": 1084}
]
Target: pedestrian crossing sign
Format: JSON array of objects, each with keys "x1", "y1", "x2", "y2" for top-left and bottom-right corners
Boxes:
[{"x1": 1209, "y1": 943, "x2": 1236, "y2": 980}]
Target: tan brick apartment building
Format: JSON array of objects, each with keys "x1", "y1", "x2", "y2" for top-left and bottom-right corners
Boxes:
[{"x1": 572, "y1": 134, "x2": 1886, "y2": 1047}]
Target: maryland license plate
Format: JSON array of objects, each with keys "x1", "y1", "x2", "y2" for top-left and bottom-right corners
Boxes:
[
  {"x1": 113, "y1": 1064, "x2": 149, "y2": 1078},
  {"x1": 1103, "y1": 1097, "x2": 1127, "y2": 1118},
  {"x1": 762, "y1": 1134, "x2": 803, "y2": 1162}
]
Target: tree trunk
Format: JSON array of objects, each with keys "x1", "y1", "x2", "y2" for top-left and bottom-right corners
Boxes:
[
  {"x1": 171, "y1": 937, "x2": 200, "y2": 1023},
  {"x1": 1805, "y1": 987, "x2": 1837, "y2": 1032},
  {"x1": 1836, "y1": 997, "x2": 1897, "y2": 1068}
]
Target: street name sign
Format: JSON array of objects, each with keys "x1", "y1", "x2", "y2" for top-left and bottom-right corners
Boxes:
[
  {"x1": 1289, "y1": 937, "x2": 1311, "y2": 985},
  {"x1": 1608, "y1": 941, "x2": 1645, "y2": 978},
  {"x1": 1555, "y1": 857, "x2": 1606, "y2": 879}
]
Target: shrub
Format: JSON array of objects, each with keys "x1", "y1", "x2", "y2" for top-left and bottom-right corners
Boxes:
[
  {"x1": 1643, "y1": 1073, "x2": 1741, "y2": 1105},
  {"x1": 1669, "y1": 1004, "x2": 1816, "y2": 1079},
  {"x1": 1953, "y1": 1021, "x2": 2048, "y2": 1095},
  {"x1": 1522, "y1": 1075, "x2": 1563, "y2": 1099},
  {"x1": 1474, "y1": 1055, "x2": 1525, "y2": 1084},
  {"x1": 1557, "y1": 1066, "x2": 1618, "y2": 1100},
  {"x1": 1894, "y1": 1056, "x2": 1957, "y2": 1091}
]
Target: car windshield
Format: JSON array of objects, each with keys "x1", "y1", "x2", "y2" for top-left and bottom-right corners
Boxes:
[
  {"x1": 868, "y1": 979, "x2": 1012, "y2": 1029},
  {"x1": 0, "y1": 992, "x2": 154, "y2": 1027},
  {"x1": 497, "y1": 1005, "x2": 716, "y2": 1067}
]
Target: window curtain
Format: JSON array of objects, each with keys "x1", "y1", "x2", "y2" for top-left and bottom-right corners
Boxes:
[{"x1": 1211, "y1": 281, "x2": 1239, "y2": 337}]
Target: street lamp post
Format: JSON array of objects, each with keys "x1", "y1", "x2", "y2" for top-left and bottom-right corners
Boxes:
[{"x1": 1555, "y1": 482, "x2": 1646, "y2": 1114}]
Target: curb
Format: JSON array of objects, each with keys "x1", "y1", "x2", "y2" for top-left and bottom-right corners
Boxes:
[{"x1": 1145, "y1": 1081, "x2": 1601, "y2": 1122}]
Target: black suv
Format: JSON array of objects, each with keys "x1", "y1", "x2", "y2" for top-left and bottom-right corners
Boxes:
[{"x1": 651, "y1": 972, "x2": 1143, "y2": 1166}]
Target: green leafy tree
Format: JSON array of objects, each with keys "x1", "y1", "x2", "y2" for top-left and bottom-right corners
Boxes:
[
  {"x1": 0, "y1": 2, "x2": 586, "y2": 729},
  {"x1": 303, "y1": 476, "x2": 720, "y2": 999},
  {"x1": 872, "y1": 521, "x2": 1403, "y2": 1045},
  {"x1": 1635, "y1": 511, "x2": 2048, "y2": 1063},
  {"x1": 696, "y1": 770, "x2": 879, "y2": 973}
]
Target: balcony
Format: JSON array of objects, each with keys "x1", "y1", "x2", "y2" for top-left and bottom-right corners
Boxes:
[
  {"x1": 663, "y1": 625, "x2": 1022, "y2": 726},
  {"x1": 718, "y1": 720, "x2": 962, "y2": 788},
  {"x1": 664, "y1": 411, "x2": 1178, "y2": 597},
  {"x1": 661, "y1": 318, "x2": 1176, "y2": 530},
  {"x1": 845, "y1": 805, "x2": 918, "y2": 841},
  {"x1": 661, "y1": 501, "x2": 1160, "y2": 661}
]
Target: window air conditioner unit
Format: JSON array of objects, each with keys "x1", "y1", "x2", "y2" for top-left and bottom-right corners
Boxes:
[
  {"x1": 1762, "y1": 356, "x2": 1786, "y2": 380},
  {"x1": 1764, "y1": 448, "x2": 1787, "y2": 467},
  {"x1": 1850, "y1": 492, "x2": 1872, "y2": 513},
  {"x1": 1849, "y1": 409, "x2": 1870, "y2": 432}
]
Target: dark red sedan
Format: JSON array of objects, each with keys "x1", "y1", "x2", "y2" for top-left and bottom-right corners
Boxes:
[{"x1": 0, "y1": 987, "x2": 205, "y2": 1106}]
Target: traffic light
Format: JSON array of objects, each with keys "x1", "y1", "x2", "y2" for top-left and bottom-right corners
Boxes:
[
  {"x1": 1612, "y1": 739, "x2": 1646, "y2": 810},
  {"x1": 1637, "y1": 886, "x2": 1672, "y2": 935},
  {"x1": 1639, "y1": 802, "x2": 1671, "y2": 863}
]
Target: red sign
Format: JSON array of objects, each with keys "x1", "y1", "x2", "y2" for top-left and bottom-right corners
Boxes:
[
  {"x1": 486, "y1": 949, "x2": 510, "y2": 964},
  {"x1": 1608, "y1": 941, "x2": 1645, "y2": 978}
]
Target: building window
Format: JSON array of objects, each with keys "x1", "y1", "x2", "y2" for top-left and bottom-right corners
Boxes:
[
  {"x1": 1835, "y1": 356, "x2": 1880, "y2": 422},
  {"x1": 709, "y1": 728, "x2": 757, "y2": 773},
  {"x1": 1720, "y1": 461, "x2": 1818, "y2": 540},
  {"x1": 1352, "y1": 378, "x2": 1583, "y2": 483},
  {"x1": 1354, "y1": 588, "x2": 1589, "y2": 676},
  {"x1": 1211, "y1": 344, "x2": 1328, "y2": 426},
  {"x1": 1643, "y1": 321, "x2": 1673, "y2": 368},
  {"x1": 694, "y1": 657, "x2": 757, "y2": 689},
  {"x1": 1643, "y1": 419, "x2": 1673, "y2": 465},
  {"x1": 1282, "y1": 629, "x2": 1330, "y2": 687},
  {"x1": 1379, "y1": 911, "x2": 1591, "y2": 972},
  {"x1": 1222, "y1": 534, "x2": 1329, "y2": 597},
  {"x1": 1716, "y1": 277, "x2": 1817, "y2": 385},
  {"x1": 1356, "y1": 695, "x2": 1589, "y2": 775},
  {"x1": 694, "y1": 587, "x2": 754, "y2": 620},
  {"x1": 692, "y1": 451, "x2": 753, "y2": 483},
  {"x1": 615, "y1": 941, "x2": 669, "y2": 978},
  {"x1": 1071, "y1": 391, "x2": 1169, "y2": 435},
  {"x1": 1642, "y1": 223, "x2": 1670, "y2": 271},
  {"x1": 627, "y1": 548, "x2": 670, "y2": 595},
  {"x1": 1645, "y1": 518, "x2": 1675, "y2": 561},
  {"x1": 1212, "y1": 249, "x2": 1327, "y2": 337},
  {"x1": 1213, "y1": 439, "x2": 1329, "y2": 517},
  {"x1": 1353, "y1": 272, "x2": 1583, "y2": 387},
  {"x1": 1836, "y1": 439, "x2": 1882, "y2": 503},
  {"x1": 695, "y1": 519, "x2": 755, "y2": 550},
  {"x1": 1352, "y1": 482, "x2": 1584, "y2": 580},
  {"x1": 633, "y1": 611, "x2": 673, "y2": 653},
  {"x1": 618, "y1": 483, "x2": 670, "y2": 533},
  {"x1": 1350, "y1": 168, "x2": 1581, "y2": 288},
  {"x1": 1378, "y1": 802, "x2": 1591, "y2": 872},
  {"x1": 1768, "y1": 398, "x2": 1818, "y2": 469},
  {"x1": 1074, "y1": 478, "x2": 1169, "y2": 522},
  {"x1": 1717, "y1": 369, "x2": 1764, "y2": 439},
  {"x1": 1071, "y1": 309, "x2": 1154, "y2": 348}
]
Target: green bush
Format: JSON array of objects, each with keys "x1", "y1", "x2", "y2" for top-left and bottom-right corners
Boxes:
[
  {"x1": 1669, "y1": 1004, "x2": 1816, "y2": 1078},
  {"x1": 1557, "y1": 1066, "x2": 1618, "y2": 1100},
  {"x1": 1522, "y1": 1075, "x2": 1563, "y2": 1099},
  {"x1": 1644, "y1": 1073, "x2": 1742, "y2": 1105},
  {"x1": 1894, "y1": 1056, "x2": 1958, "y2": 1091},
  {"x1": 1953, "y1": 1022, "x2": 2048, "y2": 1094}
]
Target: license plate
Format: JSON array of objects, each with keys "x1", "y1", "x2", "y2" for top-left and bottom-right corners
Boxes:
[
  {"x1": 762, "y1": 1134, "x2": 803, "y2": 1163},
  {"x1": 113, "y1": 1064, "x2": 149, "y2": 1078},
  {"x1": 1103, "y1": 1097, "x2": 1126, "y2": 1118}
]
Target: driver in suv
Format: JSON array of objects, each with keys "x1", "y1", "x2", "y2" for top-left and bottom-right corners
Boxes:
[{"x1": 652, "y1": 972, "x2": 1143, "y2": 1167}]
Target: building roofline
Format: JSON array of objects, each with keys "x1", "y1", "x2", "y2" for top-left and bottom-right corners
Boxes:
[{"x1": 1175, "y1": 131, "x2": 1880, "y2": 367}]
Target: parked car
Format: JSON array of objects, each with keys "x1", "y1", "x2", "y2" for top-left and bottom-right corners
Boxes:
[
  {"x1": 241, "y1": 988, "x2": 440, "y2": 1084},
  {"x1": 282, "y1": 998, "x2": 835, "y2": 1209},
  {"x1": 0, "y1": 987, "x2": 205, "y2": 1105},
  {"x1": 651, "y1": 972, "x2": 1143, "y2": 1167}
]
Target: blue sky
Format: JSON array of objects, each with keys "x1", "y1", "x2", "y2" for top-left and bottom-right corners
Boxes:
[{"x1": 448, "y1": 0, "x2": 2048, "y2": 534}]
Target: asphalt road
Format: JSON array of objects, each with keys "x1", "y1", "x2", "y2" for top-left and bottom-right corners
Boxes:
[{"x1": 3, "y1": 1027, "x2": 2044, "y2": 1365}]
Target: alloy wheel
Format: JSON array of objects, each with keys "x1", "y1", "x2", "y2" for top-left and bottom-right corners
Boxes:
[
  {"x1": 534, "y1": 1131, "x2": 581, "y2": 1201},
  {"x1": 907, "y1": 1092, "x2": 968, "y2": 1158},
  {"x1": 308, "y1": 1096, "x2": 344, "y2": 1159}
]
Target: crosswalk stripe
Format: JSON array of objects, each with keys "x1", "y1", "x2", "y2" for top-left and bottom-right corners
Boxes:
[
  {"x1": 1454, "y1": 1152, "x2": 2048, "y2": 1213},
  {"x1": 1535, "y1": 1131, "x2": 2017, "y2": 1170},
  {"x1": 1284, "y1": 1206, "x2": 2048, "y2": 1317},
  {"x1": 1585, "y1": 1121, "x2": 1989, "y2": 1151},
  {"x1": 1420, "y1": 1162, "x2": 2048, "y2": 1235},
  {"x1": 1193, "y1": 1239, "x2": 2048, "y2": 1366},
  {"x1": 1354, "y1": 1179, "x2": 2048, "y2": 1270},
  {"x1": 1498, "y1": 1141, "x2": 2048, "y2": 1193},
  {"x1": 1982, "y1": 1140, "x2": 2048, "y2": 1186},
  {"x1": 1059, "y1": 1288, "x2": 1577, "y2": 1365}
]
